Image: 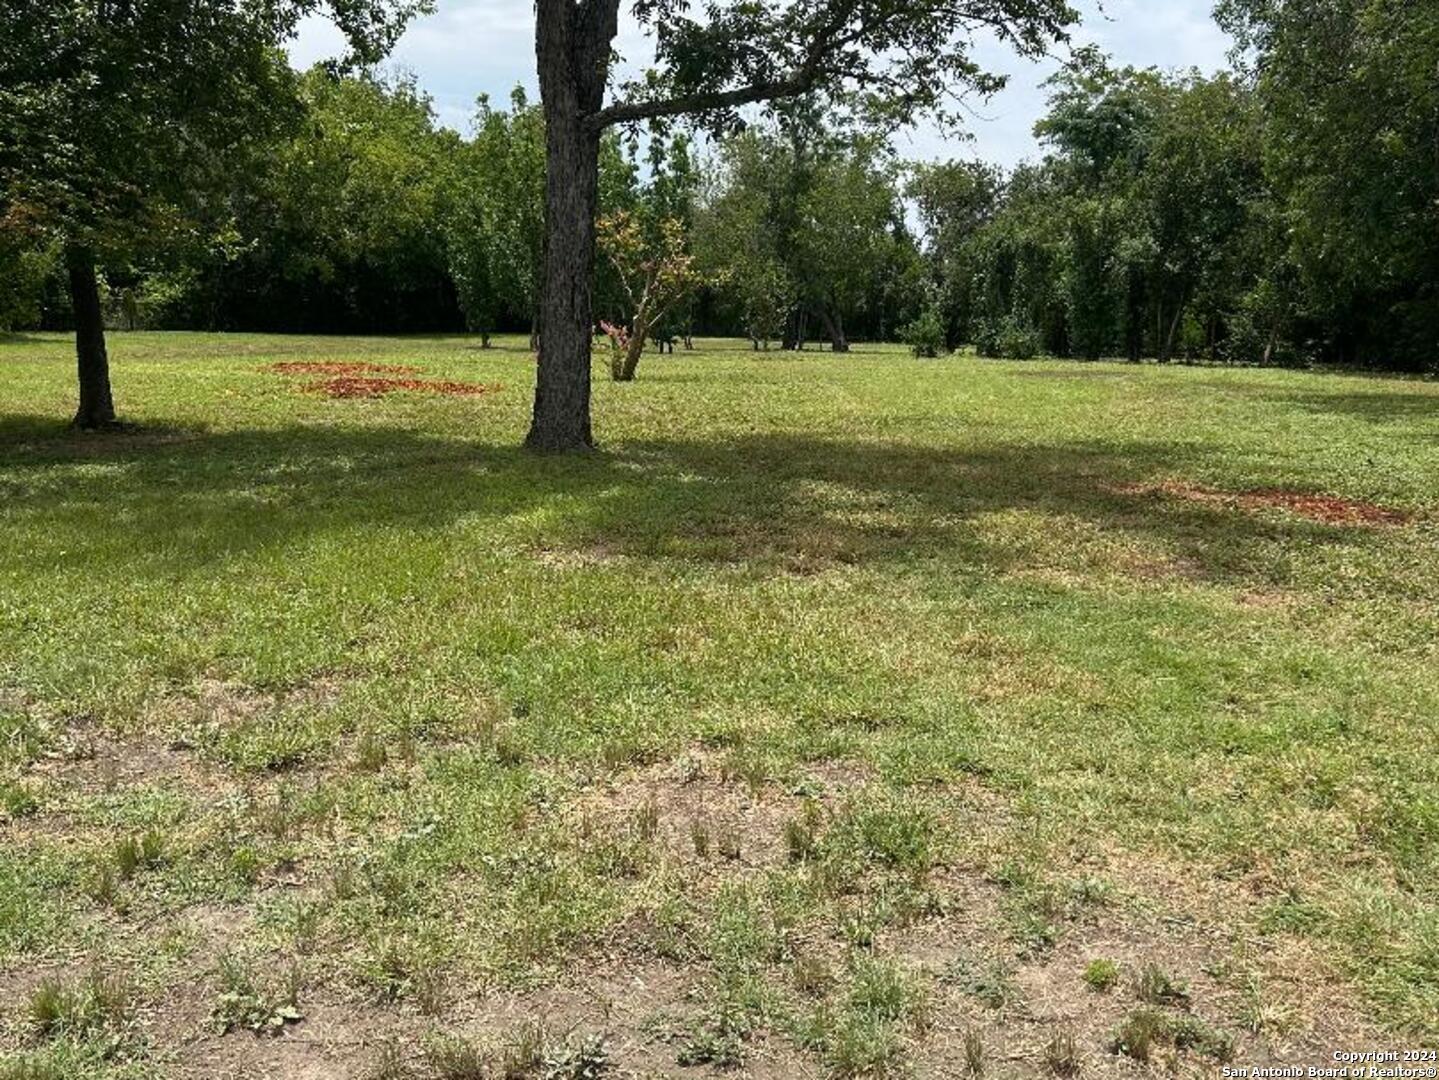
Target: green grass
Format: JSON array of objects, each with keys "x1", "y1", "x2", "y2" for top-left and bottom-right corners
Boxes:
[{"x1": 1, "y1": 331, "x2": 1437, "y2": 1072}]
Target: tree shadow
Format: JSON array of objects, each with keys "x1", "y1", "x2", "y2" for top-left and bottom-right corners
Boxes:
[
  {"x1": 0, "y1": 414, "x2": 1393, "y2": 593},
  {"x1": 1260, "y1": 389, "x2": 1439, "y2": 424}
]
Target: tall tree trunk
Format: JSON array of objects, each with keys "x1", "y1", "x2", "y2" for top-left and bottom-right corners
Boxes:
[
  {"x1": 67, "y1": 248, "x2": 117, "y2": 429},
  {"x1": 525, "y1": 0, "x2": 617, "y2": 451}
]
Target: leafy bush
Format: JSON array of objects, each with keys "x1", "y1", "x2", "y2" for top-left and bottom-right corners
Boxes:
[
  {"x1": 975, "y1": 315, "x2": 1041, "y2": 360},
  {"x1": 900, "y1": 308, "x2": 948, "y2": 358}
]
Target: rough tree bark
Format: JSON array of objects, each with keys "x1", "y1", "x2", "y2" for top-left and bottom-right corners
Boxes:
[
  {"x1": 525, "y1": 0, "x2": 615, "y2": 451},
  {"x1": 67, "y1": 247, "x2": 117, "y2": 429}
]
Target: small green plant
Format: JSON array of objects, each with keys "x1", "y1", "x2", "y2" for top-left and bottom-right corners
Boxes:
[
  {"x1": 213, "y1": 954, "x2": 303, "y2": 1034},
  {"x1": 677, "y1": 1014, "x2": 747, "y2": 1069},
  {"x1": 1082, "y1": 958, "x2": 1119, "y2": 991},
  {"x1": 1109, "y1": 1009, "x2": 1166, "y2": 1063},
  {"x1": 112, "y1": 829, "x2": 165, "y2": 879},
  {"x1": 544, "y1": 1031, "x2": 610, "y2": 1079},
  {"x1": 0, "y1": 780, "x2": 38, "y2": 818},
  {"x1": 822, "y1": 1011, "x2": 905, "y2": 1078},
  {"x1": 1170, "y1": 1016, "x2": 1236, "y2": 1062}
]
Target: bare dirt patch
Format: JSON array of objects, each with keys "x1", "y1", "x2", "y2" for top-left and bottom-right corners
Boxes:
[{"x1": 1118, "y1": 480, "x2": 1413, "y2": 526}]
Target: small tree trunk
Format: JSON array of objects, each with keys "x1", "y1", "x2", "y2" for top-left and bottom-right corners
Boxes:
[
  {"x1": 1263, "y1": 322, "x2": 1279, "y2": 366},
  {"x1": 67, "y1": 248, "x2": 117, "y2": 429},
  {"x1": 617, "y1": 323, "x2": 648, "y2": 381},
  {"x1": 1162, "y1": 302, "x2": 1184, "y2": 364}
]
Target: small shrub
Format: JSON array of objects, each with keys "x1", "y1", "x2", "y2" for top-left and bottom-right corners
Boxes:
[
  {"x1": 976, "y1": 315, "x2": 1041, "y2": 360},
  {"x1": 544, "y1": 1032, "x2": 610, "y2": 1079},
  {"x1": 678, "y1": 1009, "x2": 748, "y2": 1068},
  {"x1": 901, "y1": 308, "x2": 949, "y2": 359},
  {"x1": 1082, "y1": 958, "x2": 1119, "y2": 991}
]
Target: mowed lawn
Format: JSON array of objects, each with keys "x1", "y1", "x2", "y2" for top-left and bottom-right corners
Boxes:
[{"x1": 2, "y1": 332, "x2": 1437, "y2": 1077}]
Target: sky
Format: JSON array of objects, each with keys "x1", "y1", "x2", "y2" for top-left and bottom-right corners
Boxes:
[{"x1": 288, "y1": 0, "x2": 1234, "y2": 171}]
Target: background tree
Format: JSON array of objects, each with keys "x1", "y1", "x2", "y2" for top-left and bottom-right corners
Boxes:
[
  {"x1": 188, "y1": 68, "x2": 458, "y2": 334},
  {"x1": 525, "y1": 0, "x2": 1078, "y2": 450},
  {"x1": 909, "y1": 160, "x2": 1003, "y2": 348},
  {"x1": 596, "y1": 211, "x2": 703, "y2": 380},
  {"x1": 445, "y1": 89, "x2": 547, "y2": 346},
  {"x1": 0, "y1": 0, "x2": 425, "y2": 427},
  {"x1": 1217, "y1": 0, "x2": 1439, "y2": 369}
]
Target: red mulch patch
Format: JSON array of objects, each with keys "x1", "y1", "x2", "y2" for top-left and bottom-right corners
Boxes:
[
  {"x1": 262, "y1": 361, "x2": 422, "y2": 376},
  {"x1": 1119, "y1": 481, "x2": 1412, "y2": 526},
  {"x1": 299, "y1": 376, "x2": 499, "y2": 399}
]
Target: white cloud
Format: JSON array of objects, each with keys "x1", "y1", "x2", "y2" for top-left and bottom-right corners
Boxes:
[{"x1": 286, "y1": 0, "x2": 1233, "y2": 166}]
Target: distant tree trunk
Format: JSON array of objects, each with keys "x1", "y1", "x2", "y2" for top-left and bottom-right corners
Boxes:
[
  {"x1": 819, "y1": 307, "x2": 848, "y2": 352},
  {"x1": 1263, "y1": 322, "x2": 1279, "y2": 366},
  {"x1": 67, "y1": 248, "x2": 117, "y2": 429},
  {"x1": 782, "y1": 308, "x2": 810, "y2": 351},
  {"x1": 1161, "y1": 301, "x2": 1184, "y2": 364}
]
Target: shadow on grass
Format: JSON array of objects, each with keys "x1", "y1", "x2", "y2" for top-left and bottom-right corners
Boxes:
[
  {"x1": 0, "y1": 412, "x2": 1389, "y2": 588},
  {"x1": 1262, "y1": 389, "x2": 1439, "y2": 424}
]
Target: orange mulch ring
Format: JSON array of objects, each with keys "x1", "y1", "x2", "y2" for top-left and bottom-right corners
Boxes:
[
  {"x1": 262, "y1": 361, "x2": 422, "y2": 376},
  {"x1": 1117, "y1": 481, "x2": 1412, "y2": 527},
  {"x1": 299, "y1": 376, "x2": 499, "y2": 399}
]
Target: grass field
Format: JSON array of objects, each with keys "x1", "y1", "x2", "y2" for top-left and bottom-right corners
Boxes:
[{"x1": 1, "y1": 331, "x2": 1437, "y2": 1077}]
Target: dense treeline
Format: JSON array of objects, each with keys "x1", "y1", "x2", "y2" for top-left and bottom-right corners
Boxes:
[{"x1": 2, "y1": 0, "x2": 1435, "y2": 371}]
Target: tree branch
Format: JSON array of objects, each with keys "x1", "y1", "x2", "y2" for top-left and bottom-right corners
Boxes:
[{"x1": 587, "y1": 74, "x2": 817, "y2": 129}]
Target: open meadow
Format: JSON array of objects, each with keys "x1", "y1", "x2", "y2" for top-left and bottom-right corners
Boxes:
[{"x1": 2, "y1": 332, "x2": 1438, "y2": 1076}]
